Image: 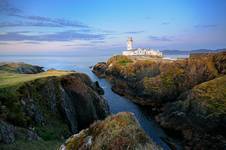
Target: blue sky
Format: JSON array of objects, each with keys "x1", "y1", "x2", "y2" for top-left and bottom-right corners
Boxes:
[{"x1": 0, "y1": 0, "x2": 226, "y2": 55}]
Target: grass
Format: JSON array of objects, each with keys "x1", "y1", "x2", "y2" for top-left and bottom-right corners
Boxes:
[
  {"x1": 118, "y1": 59, "x2": 133, "y2": 66},
  {"x1": 0, "y1": 63, "x2": 34, "y2": 73},
  {"x1": 35, "y1": 116, "x2": 70, "y2": 141},
  {"x1": 0, "y1": 65, "x2": 78, "y2": 149},
  {"x1": 107, "y1": 55, "x2": 133, "y2": 66},
  {"x1": 105, "y1": 53, "x2": 224, "y2": 103},
  {"x1": 191, "y1": 75, "x2": 226, "y2": 114},
  {"x1": 0, "y1": 70, "x2": 75, "y2": 127},
  {"x1": 0, "y1": 70, "x2": 73, "y2": 88}
]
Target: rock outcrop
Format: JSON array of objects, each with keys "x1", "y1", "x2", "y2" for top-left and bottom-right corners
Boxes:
[
  {"x1": 0, "y1": 62, "x2": 44, "y2": 74},
  {"x1": 0, "y1": 120, "x2": 40, "y2": 144},
  {"x1": 156, "y1": 75, "x2": 226, "y2": 149},
  {"x1": 93, "y1": 52, "x2": 226, "y2": 106},
  {"x1": 0, "y1": 63, "x2": 109, "y2": 149},
  {"x1": 92, "y1": 62, "x2": 107, "y2": 78},
  {"x1": 92, "y1": 52, "x2": 226, "y2": 149},
  {"x1": 59, "y1": 112, "x2": 162, "y2": 150}
]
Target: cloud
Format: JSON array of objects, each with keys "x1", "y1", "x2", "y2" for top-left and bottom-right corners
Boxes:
[
  {"x1": 149, "y1": 35, "x2": 173, "y2": 42},
  {"x1": 64, "y1": 43, "x2": 93, "y2": 47},
  {"x1": 0, "y1": 1, "x2": 89, "y2": 28},
  {"x1": 0, "y1": 21, "x2": 63, "y2": 28},
  {"x1": 90, "y1": 40, "x2": 105, "y2": 44},
  {"x1": 22, "y1": 41, "x2": 41, "y2": 44},
  {"x1": 10, "y1": 14, "x2": 90, "y2": 28},
  {"x1": 0, "y1": 31, "x2": 106, "y2": 42},
  {"x1": 0, "y1": 42, "x2": 10, "y2": 45},
  {"x1": 123, "y1": 31, "x2": 145, "y2": 34},
  {"x1": 194, "y1": 24, "x2": 217, "y2": 28},
  {"x1": 0, "y1": 21, "x2": 89, "y2": 28},
  {"x1": 0, "y1": 0, "x2": 22, "y2": 15},
  {"x1": 0, "y1": 15, "x2": 90, "y2": 28},
  {"x1": 162, "y1": 22, "x2": 170, "y2": 25},
  {"x1": 0, "y1": 0, "x2": 111, "y2": 46}
]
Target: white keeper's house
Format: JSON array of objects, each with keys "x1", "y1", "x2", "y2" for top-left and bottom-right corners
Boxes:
[{"x1": 122, "y1": 37, "x2": 163, "y2": 57}]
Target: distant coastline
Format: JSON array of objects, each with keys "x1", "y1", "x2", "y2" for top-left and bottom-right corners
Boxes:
[{"x1": 161, "y1": 48, "x2": 226, "y2": 55}]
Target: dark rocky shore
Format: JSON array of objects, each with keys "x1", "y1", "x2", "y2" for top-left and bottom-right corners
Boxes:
[{"x1": 92, "y1": 52, "x2": 226, "y2": 149}]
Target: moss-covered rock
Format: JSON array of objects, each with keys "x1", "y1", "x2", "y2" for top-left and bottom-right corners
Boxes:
[
  {"x1": 93, "y1": 52, "x2": 226, "y2": 149},
  {"x1": 156, "y1": 75, "x2": 226, "y2": 149},
  {"x1": 92, "y1": 62, "x2": 107, "y2": 78},
  {"x1": 0, "y1": 63, "x2": 110, "y2": 149},
  {"x1": 59, "y1": 112, "x2": 162, "y2": 150},
  {"x1": 93, "y1": 52, "x2": 225, "y2": 106}
]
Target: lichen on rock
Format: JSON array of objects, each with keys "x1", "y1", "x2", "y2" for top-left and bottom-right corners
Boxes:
[{"x1": 59, "y1": 112, "x2": 162, "y2": 150}]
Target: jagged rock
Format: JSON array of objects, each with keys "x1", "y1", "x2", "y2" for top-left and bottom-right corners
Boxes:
[
  {"x1": 0, "y1": 120, "x2": 41, "y2": 144},
  {"x1": 92, "y1": 62, "x2": 107, "y2": 78},
  {"x1": 91, "y1": 81, "x2": 104, "y2": 95},
  {"x1": 15, "y1": 127, "x2": 40, "y2": 141},
  {"x1": 59, "y1": 112, "x2": 162, "y2": 150},
  {"x1": 0, "y1": 67, "x2": 110, "y2": 147},
  {"x1": 59, "y1": 75, "x2": 109, "y2": 132},
  {"x1": 0, "y1": 120, "x2": 15, "y2": 144},
  {"x1": 157, "y1": 75, "x2": 226, "y2": 149}
]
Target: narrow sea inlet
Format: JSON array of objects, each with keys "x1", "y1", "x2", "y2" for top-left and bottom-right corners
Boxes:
[{"x1": 0, "y1": 55, "x2": 184, "y2": 150}]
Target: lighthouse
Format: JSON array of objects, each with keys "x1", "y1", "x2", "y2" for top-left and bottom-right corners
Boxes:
[
  {"x1": 127, "y1": 37, "x2": 133, "y2": 50},
  {"x1": 122, "y1": 37, "x2": 163, "y2": 57}
]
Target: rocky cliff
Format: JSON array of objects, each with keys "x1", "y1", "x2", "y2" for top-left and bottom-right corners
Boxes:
[
  {"x1": 59, "y1": 112, "x2": 162, "y2": 150},
  {"x1": 93, "y1": 52, "x2": 225, "y2": 106},
  {"x1": 92, "y1": 52, "x2": 226, "y2": 149},
  {"x1": 156, "y1": 75, "x2": 226, "y2": 149},
  {"x1": 0, "y1": 63, "x2": 109, "y2": 149}
]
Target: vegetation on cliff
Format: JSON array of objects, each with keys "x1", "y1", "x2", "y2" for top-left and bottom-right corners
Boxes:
[
  {"x1": 93, "y1": 52, "x2": 225, "y2": 105},
  {"x1": 59, "y1": 112, "x2": 162, "y2": 150},
  {"x1": 0, "y1": 62, "x2": 44, "y2": 74},
  {"x1": 92, "y1": 51, "x2": 226, "y2": 149},
  {"x1": 157, "y1": 75, "x2": 226, "y2": 149},
  {"x1": 0, "y1": 63, "x2": 109, "y2": 150}
]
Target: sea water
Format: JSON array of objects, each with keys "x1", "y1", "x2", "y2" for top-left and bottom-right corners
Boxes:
[{"x1": 0, "y1": 54, "x2": 188, "y2": 150}]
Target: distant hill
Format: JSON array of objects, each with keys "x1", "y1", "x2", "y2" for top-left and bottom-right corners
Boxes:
[{"x1": 162, "y1": 48, "x2": 226, "y2": 55}]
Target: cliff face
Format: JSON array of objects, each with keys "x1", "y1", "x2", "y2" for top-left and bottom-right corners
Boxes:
[
  {"x1": 92, "y1": 52, "x2": 226, "y2": 149},
  {"x1": 156, "y1": 75, "x2": 226, "y2": 149},
  {"x1": 93, "y1": 52, "x2": 226, "y2": 106},
  {"x1": 0, "y1": 63, "x2": 109, "y2": 149},
  {"x1": 59, "y1": 112, "x2": 162, "y2": 150}
]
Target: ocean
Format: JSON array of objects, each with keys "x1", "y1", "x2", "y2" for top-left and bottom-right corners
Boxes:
[{"x1": 0, "y1": 54, "x2": 188, "y2": 150}]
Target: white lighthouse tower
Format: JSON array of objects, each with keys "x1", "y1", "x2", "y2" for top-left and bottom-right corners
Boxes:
[
  {"x1": 127, "y1": 37, "x2": 133, "y2": 50},
  {"x1": 122, "y1": 37, "x2": 163, "y2": 57}
]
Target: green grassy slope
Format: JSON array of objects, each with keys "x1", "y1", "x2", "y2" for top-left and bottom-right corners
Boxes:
[{"x1": 0, "y1": 70, "x2": 73, "y2": 88}]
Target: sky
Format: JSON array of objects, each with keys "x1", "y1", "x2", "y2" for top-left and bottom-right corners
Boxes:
[{"x1": 0, "y1": 0, "x2": 226, "y2": 55}]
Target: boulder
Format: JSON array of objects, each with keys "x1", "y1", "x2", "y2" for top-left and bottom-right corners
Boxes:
[
  {"x1": 0, "y1": 120, "x2": 15, "y2": 144},
  {"x1": 92, "y1": 62, "x2": 107, "y2": 78},
  {"x1": 59, "y1": 112, "x2": 162, "y2": 150}
]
